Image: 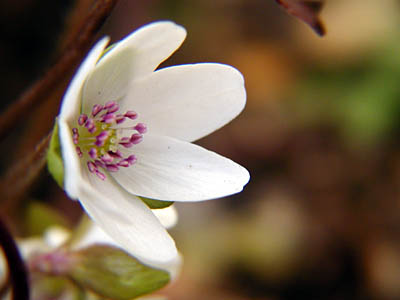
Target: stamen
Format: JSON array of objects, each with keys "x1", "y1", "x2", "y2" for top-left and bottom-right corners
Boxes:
[
  {"x1": 107, "y1": 104, "x2": 119, "y2": 113},
  {"x1": 74, "y1": 102, "x2": 145, "y2": 180},
  {"x1": 72, "y1": 128, "x2": 79, "y2": 145},
  {"x1": 124, "y1": 111, "x2": 137, "y2": 120},
  {"x1": 118, "y1": 155, "x2": 137, "y2": 167},
  {"x1": 96, "y1": 131, "x2": 109, "y2": 142},
  {"x1": 101, "y1": 113, "x2": 116, "y2": 124},
  {"x1": 92, "y1": 104, "x2": 103, "y2": 117},
  {"x1": 87, "y1": 161, "x2": 97, "y2": 173},
  {"x1": 130, "y1": 133, "x2": 143, "y2": 144},
  {"x1": 76, "y1": 147, "x2": 83, "y2": 157},
  {"x1": 119, "y1": 137, "x2": 133, "y2": 148},
  {"x1": 134, "y1": 123, "x2": 147, "y2": 134},
  {"x1": 127, "y1": 155, "x2": 137, "y2": 164},
  {"x1": 108, "y1": 150, "x2": 123, "y2": 158},
  {"x1": 118, "y1": 160, "x2": 130, "y2": 167},
  {"x1": 85, "y1": 119, "x2": 96, "y2": 133},
  {"x1": 104, "y1": 100, "x2": 118, "y2": 109},
  {"x1": 106, "y1": 164, "x2": 119, "y2": 172},
  {"x1": 116, "y1": 115, "x2": 126, "y2": 124},
  {"x1": 95, "y1": 170, "x2": 106, "y2": 180},
  {"x1": 100, "y1": 153, "x2": 114, "y2": 163},
  {"x1": 95, "y1": 139, "x2": 105, "y2": 147},
  {"x1": 95, "y1": 160, "x2": 105, "y2": 168},
  {"x1": 78, "y1": 114, "x2": 88, "y2": 126},
  {"x1": 88, "y1": 148, "x2": 98, "y2": 159}
]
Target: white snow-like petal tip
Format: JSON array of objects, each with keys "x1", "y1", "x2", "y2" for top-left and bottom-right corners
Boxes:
[
  {"x1": 131, "y1": 20, "x2": 187, "y2": 44},
  {"x1": 187, "y1": 62, "x2": 247, "y2": 111},
  {"x1": 113, "y1": 135, "x2": 250, "y2": 202},
  {"x1": 105, "y1": 20, "x2": 187, "y2": 65},
  {"x1": 212, "y1": 62, "x2": 247, "y2": 116},
  {"x1": 211, "y1": 159, "x2": 250, "y2": 200},
  {"x1": 233, "y1": 164, "x2": 251, "y2": 194}
]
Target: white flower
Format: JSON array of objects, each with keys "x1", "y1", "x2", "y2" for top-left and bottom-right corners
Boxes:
[{"x1": 58, "y1": 21, "x2": 249, "y2": 266}]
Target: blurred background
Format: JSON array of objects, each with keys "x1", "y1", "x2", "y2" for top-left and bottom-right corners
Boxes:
[{"x1": 2, "y1": 0, "x2": 400, "y2": 299}]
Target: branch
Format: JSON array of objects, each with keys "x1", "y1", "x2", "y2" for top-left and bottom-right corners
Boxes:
[
  {"x1": 0, "y1": 218, "x2": 29, "y2": 300},
  {"x1": 0, "y1": 0, "x2": 119, "y2": 141},
  {"x1": 0, "y1": 275, "x2": 10, "y2": 300},
  {"x1": 0, "y1": 132, "x2": 52, "y2": 214}
]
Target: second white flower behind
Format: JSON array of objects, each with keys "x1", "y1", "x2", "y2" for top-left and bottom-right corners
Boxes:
[{"x1": 58, "y1": 21, "x2": 250, "y2": 267}]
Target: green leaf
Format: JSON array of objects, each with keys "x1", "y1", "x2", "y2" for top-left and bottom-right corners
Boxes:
[
  {"x1": 33, "y1": 275, "x2": 85, "y2": 300},
  {"x1": 140, "y1": 197, "x2": 174, "y2": 209},
  {"x1": 25, "y1": 202, "x2": 69, "y2": 236},
  {"x1": 68, "y1": 245, "x2": 170, "y2": 300},
  {"x1": 47, "y1": 121, "x2": 64, "y2": 188}
]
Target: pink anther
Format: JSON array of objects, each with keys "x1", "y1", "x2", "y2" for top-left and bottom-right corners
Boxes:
[
  {"x1": 124, "y1": 111, "x2": 137, "y2": 120},
  {"x1": 116, "y1": 114, "x2": 126, "y2": 124},
  {"x1": 101, "y1": 113, "x2": 116, "y2": 124},
  {"x1": 106, "y1": 164, "x2": 119, "y2": 172},
  {"x1": 104, "y1": 101, "x2": 117, "y2": 109},
  {"x1": 134, "y1": 123, "x2": 147, "y2": 134},
  {"x1": 95, "y1": 170, "x2": 106, "y2": 180},
  {"x1": 87, "y1": 161, "x2": 97, "y2": 173},
  {"x1": 130, "y1": 133, "x2": 143, "y2": 144},
  {"x1": 92, "y1": 104, "x2": 103, "y2": 117},
  {"x1": 88, "y1": 148, "x2": 98, "y2": 159},
  {"x1": 78, "y1": 114, "x2": 88, "y2": 126},
  {"x1": 100, "y1": 153, "x2": 114, "y2": 163}
]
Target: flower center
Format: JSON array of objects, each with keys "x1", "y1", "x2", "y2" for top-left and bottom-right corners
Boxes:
[{"x1": 72, "y1": 101, "x2": 146, "y2": 180}]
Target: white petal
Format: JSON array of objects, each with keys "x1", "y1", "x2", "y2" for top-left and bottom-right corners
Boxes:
[
  {"x1": 81, "y1": 45, "x2": 135, "y2": 113},
  {"x1": 152, "y1": 206, "x2": 178, "y2": 229},
  {"x1": 58, "y1": 37, "x2": 109, "y2": 122},
  {"x1": 120, "y1": 63, "x2": 246, "y2": 142},
  {"x1": 72, "y1": 220, "x2": 181, "y2": 276},
  {"x1": 58, "y1": 119, "x2": 84, "y2": 199},
  {"x1": 58, "y1": 38, "x2": 110, "y2": 199},
  {"x1": 112, "y1": 135, "x2": 250, "y2": 202},
  {"x1": 99, "y1": 21, "x2": 186, "y2": 80},
  {"x1": 44, "y1": 226, "x2": 71, "y2": 249},
  {"x1": 72, "y1": 219, "x2": 123, "y2": 250},
  {"x1": 76, "y1": 167, "x2": 178, "y2": 265},
  {"x1": 82, "y1": 21, "x2": 186, "y2": 112},
  {"x1": 156, "y1": 251, "x2": 182, "y2": 280}
]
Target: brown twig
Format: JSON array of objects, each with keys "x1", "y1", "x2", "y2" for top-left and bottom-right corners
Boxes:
[
  {"x1": 0, "y1": 0, "x2": 119, "y2": 142},
  {"x1": 1, "y1": 132, "x2": 52, "y2": 214},
  {"x1": 0, "y1": 218, "x2": 29, "y2": 300},
  {"x1": 0, "y1": 273, "x2": 10, "y2": 300}
]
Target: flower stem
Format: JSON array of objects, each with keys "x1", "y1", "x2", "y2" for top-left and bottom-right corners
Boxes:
[
  {"x1": 0, "y1": 217, "x2": 30, "y2": 300},
  {"x1": 0, "y1": 0, "x2": 119, "y2": 142}
]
